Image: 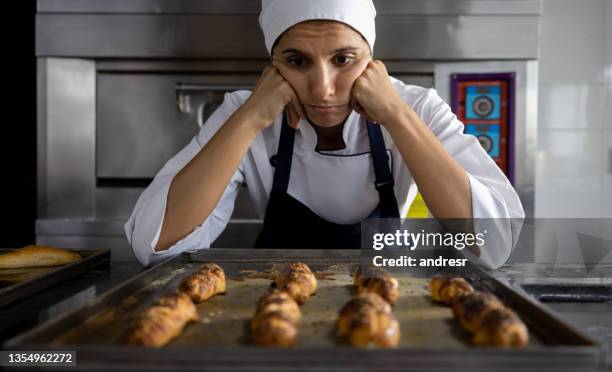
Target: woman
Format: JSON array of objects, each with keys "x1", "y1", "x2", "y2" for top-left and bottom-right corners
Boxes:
[{"x1": 125, "y1": 0, "x2": 524, "y2": 268}]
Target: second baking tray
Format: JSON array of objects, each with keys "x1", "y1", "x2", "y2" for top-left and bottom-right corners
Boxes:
[
  {"x1": 0, "y1": 248, "x2": 110, "y2": 308},
  {"x1": 5, "y1": 249, "x2": 602, "y2": 371}
]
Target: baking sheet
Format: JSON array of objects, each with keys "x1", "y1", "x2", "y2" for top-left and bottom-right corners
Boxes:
[
  {"x1": 0, "y1": 248, "x2": 110, "y2": 307},
  {"x1": 6, "y1": 250, "x2": 601, "y2": 371},
  {"x1": 50, "y1": 260, "x2": 545, "y2": 348}
]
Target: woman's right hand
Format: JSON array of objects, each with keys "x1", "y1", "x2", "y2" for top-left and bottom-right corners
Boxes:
[{"x1": 239, "y1": 65, "x2": 305, "y2": 130}]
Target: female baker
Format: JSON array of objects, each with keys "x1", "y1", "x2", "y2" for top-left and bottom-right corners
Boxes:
[{"x1": 125, "y1": 0, "x2": 524, "y2": 268}]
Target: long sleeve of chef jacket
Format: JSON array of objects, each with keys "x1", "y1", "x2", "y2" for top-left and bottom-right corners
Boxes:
[{"x1": 125, "y1": 77, "x2": 525, "y2": 268}]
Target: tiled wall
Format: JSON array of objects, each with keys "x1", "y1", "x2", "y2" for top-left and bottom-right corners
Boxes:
[{"x1": 536, "y1": 0, "x2": 612, "y2": 217}]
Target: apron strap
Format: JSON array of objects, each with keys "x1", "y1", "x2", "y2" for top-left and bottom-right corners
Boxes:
[
  {"x1": 272, "y1": 113, "x2": 400, "y2": 218},
  {"x1": 366, "y1": 122, "x2": 400, "y2": 218},
  {"x1": 271, "y1": 113, "x2": 295, "y2": 193}
]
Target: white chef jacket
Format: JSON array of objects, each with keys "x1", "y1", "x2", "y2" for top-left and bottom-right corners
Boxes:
[{"x1": 124, "y1": 77, "x2": 525, "y2": 268}]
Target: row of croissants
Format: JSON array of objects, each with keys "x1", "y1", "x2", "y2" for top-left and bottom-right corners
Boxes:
[{"x1": 121, "y1": 262, "x2": 528, "y2": 348}]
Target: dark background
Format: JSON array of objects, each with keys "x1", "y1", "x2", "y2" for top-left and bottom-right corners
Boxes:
[{"x1": 1, "y1": 1, "x2": 37, "y2": 247}]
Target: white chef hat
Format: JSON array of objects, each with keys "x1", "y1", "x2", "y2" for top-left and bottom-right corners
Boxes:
[{"x1": 259, "y1": 0, "x2": 377, "y2": 56}]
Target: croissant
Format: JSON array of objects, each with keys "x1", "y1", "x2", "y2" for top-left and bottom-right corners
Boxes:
[
  {"x1": 451, "y1": 291, "x2": 504, "y2": 333},
  {"x1": 122, "y1": 292, "x2": 197, "y2": 347},
  {"x1": 472, "y1": 308, "x2": 529, "y2": 347},
  {"x1": 353, "y1": 265, "x2": 399, "y2": 305},
  {"x1": 429, "y1": 275, "x2": 474, "y2": 305},
  {"x1": 275, "y1": 262, "x2": 317, "y2": 305},
  {"x1": 337, "y1": 293, "x2": 400, "y2": 348},
  {"x1": 179, "y1": 263, "x2": 226, "y2": 303},
  {"x1": 251, "y1": 290, "x2": 302, "y2": 347}
]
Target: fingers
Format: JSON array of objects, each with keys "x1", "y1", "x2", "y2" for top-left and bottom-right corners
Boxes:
[
  {"x1": 350, "y1": 87, "x2": 370, "y2": 122},
  {"x1": 287, "y1": 105, "x2": 301, "y2": 129},
  {"x1": 258, "y1": 63, "x2": 306, "y2": 129},
  {"x1": 291, "y1": 97, "x2": 306, "y2": 122},
  {"x1": 351, "y1": 97, "x2": 374, "y2": 123},
  {"x1": 285, "y1": 100, "x2": 302, "y2": 129},
  {"x1": 285, "y1": 106, "x2": 296, "y2": 129},
  {"x1": 285, "y1": 85, "x2": 304, "y2": 129}
]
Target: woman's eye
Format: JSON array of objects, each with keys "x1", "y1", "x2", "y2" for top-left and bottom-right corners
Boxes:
[
  {"x1": 334, "y1": 55, "x2": 353, "y2": 65},
  {"x1": 288, "y1": 58, "x2": 307, "y2": 67}
]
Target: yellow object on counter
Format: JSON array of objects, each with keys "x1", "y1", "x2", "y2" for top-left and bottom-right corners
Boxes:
[{"x1": 407, "y1": 192, "x2": 429, "y2": 218}]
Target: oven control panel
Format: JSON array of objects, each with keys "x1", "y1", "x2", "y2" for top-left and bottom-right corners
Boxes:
[{"x1": 451, "y1": 73, "x2": 515, "y2": 184}]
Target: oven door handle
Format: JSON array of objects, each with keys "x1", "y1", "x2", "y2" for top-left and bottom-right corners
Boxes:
[{"x1": 175, "y1": 83, "x2": 253, "y2": 127}]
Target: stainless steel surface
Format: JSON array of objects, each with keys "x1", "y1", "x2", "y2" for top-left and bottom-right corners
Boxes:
[
  {"x1": 37, "y1": 0, "x2": 542, "y2": 15},
  {"x1": 175, "y1": 84, "x2": 256, "y2": 126},
  {"x1": 5, "y1": 250, "x2": 601, "y2": 371},
  {"x1": 97, "y1": 72, "x2": 259, "y2": 179},
  {"x1": 497, "y1": 263, "x2": 612, "y2": 367},
  {"x1": 36, "y1": 1, "x2": 541, "y2": 59},
  {"x1": 35, "y1": 217, "x2": 263, "y2": 261},
  {"x1": 95, "y1": 188, "x2": 147, "y2": 219},
  {"x1": 38, "y1": 58, "x2": 95, "y2": 218},
  {"x1": 0, "y1": 261, "x2": 143, "y2": 343}
]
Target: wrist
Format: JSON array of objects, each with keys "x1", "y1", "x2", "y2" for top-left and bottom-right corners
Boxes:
[
  {"x1": 233, "y1": 105, "x2": 268, "y2": 135},
  {"x1": 384, "y1": 101, "x2": 419, "y2": 134},
  {"x1": 381, "y1": 98, "x2": 409, "y2": 128},
  {"x1": 229, "y1": 109, "x2": 264, "y2": 139}
]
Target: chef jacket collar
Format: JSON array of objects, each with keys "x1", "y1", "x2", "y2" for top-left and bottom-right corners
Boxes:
[{"x1": 296, "y1": 110, "x2": 361, "y2": 152}]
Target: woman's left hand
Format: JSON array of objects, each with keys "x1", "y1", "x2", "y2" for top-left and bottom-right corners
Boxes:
[{"x1": 350, "y1": 60, "x2": 406, "y2": 126}]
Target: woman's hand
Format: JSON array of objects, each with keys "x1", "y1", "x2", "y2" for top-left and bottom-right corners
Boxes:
[
  {"x1": 350, "y1": 60, "x2": 406, "y2": 126},
  {"x1": 240, "y1": 65, "x2": 305, "y2": 130}
]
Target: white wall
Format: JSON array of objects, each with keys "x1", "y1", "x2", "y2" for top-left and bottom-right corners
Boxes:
[{"x1": 536, "y1": 0, "x2": 612, "y2": 217}]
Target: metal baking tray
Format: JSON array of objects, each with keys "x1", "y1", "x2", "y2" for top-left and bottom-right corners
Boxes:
[
  {"x1": 0, "y1": 248, "x2": 110, "y2": 307},
  {"x1": 5, "y1": 249, "x2": 602, "y2": 371}
]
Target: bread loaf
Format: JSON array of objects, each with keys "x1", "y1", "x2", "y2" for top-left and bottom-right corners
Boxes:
[{"x1": 0, "y1": 245, "x2": 81, "y2": 269}]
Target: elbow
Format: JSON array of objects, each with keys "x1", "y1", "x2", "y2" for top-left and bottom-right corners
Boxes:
[
  {"x1": 125, "y1": 218, "x2": 158, "y2": 267},
  {"x1": 128, "y1": 236, "x2": 155, "y2": 267}
]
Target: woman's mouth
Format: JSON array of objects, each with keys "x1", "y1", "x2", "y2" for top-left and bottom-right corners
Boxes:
[{"x1": 307, "y1": 104, "x2": 344, "y2": 114}]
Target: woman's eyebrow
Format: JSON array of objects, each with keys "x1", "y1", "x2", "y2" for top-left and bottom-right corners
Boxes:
[{"x1": 280, "y1": 46, "x2": 360, "y2": 56}]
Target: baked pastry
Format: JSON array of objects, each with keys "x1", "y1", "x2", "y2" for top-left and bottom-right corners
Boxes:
[
  {"x1": 451, "y1": 291, "x2": 504, "y2": 333},
  {"x1": 251, "y1": 290, "x2": 301, "y2": 347},
  {"x1": 353, "y1": 265, "x2": 399, "y2": 305},
  {"x1": 472, "y1": 308, "x2": 529, "y2": 347},
  {"x1": 275, "y1": 262, "x2": 317, "y2": 305},
  {"x1": 179, "y1": 263, "x2": 226, "y2": 303},
  {"x1": 337, "y1": 293, "x2": 400, "y2": 348},
  {"x1": 122, "y1": 292, "x2": 197, "y2": 347},
  {"x1": 0, "y1": 245, "x2": 81, "y2": 269},
  {"x1": 429, "y1": 275, "x2": 474, "y2": 305}
]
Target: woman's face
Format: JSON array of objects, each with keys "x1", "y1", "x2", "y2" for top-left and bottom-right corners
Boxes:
[{"x1": 272, "y1": 21, "x2": 372, "y2": 127}]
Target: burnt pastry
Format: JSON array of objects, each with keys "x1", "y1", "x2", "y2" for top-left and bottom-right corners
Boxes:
[
  {"x1": 451, "y1": 291, "x2": 505, "y2": 333},
  {"x1": 353, "y1": 265, "x2": 399, "y2": 305},
  {"x1": 275, "y1": 262, "x2": 317, "y2": 305},
  {"x1": 251, "y1": 289, "x2": 302, "y2": 347},
  {"x1": 429, "y1": 275, "x2": 474, "y2": 305},
  {"x1": 122, "y1": 292, "x2": 197, "y2": 347},
  {"x1": 179, "y1": 263, "x2": 226, "y2": 303},
  {"x1": 337, "y1": 292, "x2": 400, "y2": 348},
  {"x1": 472, "y1": 307, "x2": 529, "y2": 347}
]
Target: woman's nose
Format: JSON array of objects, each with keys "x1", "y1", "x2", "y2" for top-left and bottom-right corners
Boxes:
[{"x1": 310, "y1": 65, "x2": 335, "y2": 101}]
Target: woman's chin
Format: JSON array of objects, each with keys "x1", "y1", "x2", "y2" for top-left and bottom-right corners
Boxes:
[{"x1": 306, "y1": 110, "x2": 351, "y2": 128}]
